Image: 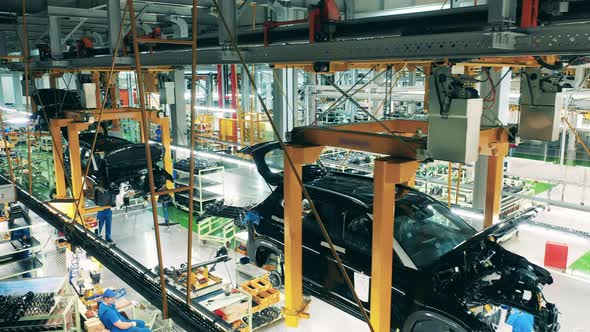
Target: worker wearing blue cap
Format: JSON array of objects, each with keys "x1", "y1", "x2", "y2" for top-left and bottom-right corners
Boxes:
[{"x1": 98, "y1": 289, "x2": 150, "y2": 332}]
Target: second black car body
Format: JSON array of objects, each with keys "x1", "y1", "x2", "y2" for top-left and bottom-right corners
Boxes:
[
  {"x1": 65, "y1": 133, "x2": 172, "y2": 208},
  {"x1": 243, "y1": 142, "x2": 559, "y2": 332}
]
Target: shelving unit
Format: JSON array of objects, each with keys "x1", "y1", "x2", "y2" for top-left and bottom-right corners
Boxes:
[
  {"x1": 173, "y1": 166, "x2": 225, "y2": 214},
  {"x1": 197, "y1": 286, "x2": 252, "y2": 331},
  {"x1": 0, "y1": 276, "x2": 81, "y2": 332},
  {"x1": 0, "y1": 207, "x2": 44, "y2": 280}
]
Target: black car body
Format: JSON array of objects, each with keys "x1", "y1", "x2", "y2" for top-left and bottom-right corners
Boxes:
[
  {"x1": 31, "y1": 89, "x2": 81, "y2": 132},
  {"x1": 244, "y1": 142, "x2": 559, "y2": 332},
  {"x1": 65, "y1": 133, "x2": 172, "y2": 208}
]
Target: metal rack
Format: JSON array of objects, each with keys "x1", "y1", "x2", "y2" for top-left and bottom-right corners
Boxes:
[
  {"x1": 174, "y1": 166, "x2": 225, "y2": 214},
  {"x1": 0, "y1": 207, "x2": 44, "y2": 280},
  {"x1": 0, "y1": 276, "x2": 81, "y2": 332},
  {"x1": 197, "y1": 287, "x2": 252, "y2": 332}
]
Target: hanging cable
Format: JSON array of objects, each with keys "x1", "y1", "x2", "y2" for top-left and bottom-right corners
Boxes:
[
  {"x1": 272, "y1": 69, "x2": 309, "y2": 127},
  {"x1": 212, "y1": 1, "x2": 374, "y2": 330},
  {"x1": 482, "y1": 68, "x2": 512, "y2": 127},
  {"x1": 127, "y1": 0, "x2": 170, "y2": 318},
  {"x1": 69, "y1": 1, "x2": 130, "y2": 238},
  {"x1": 372, "y1": 64, "x2": 407, "y2": 117},
  {"x1": 317, "y1": 67, "x2": 383, "y2": 124},
  {"x1": 21, "y1": 0, "x2": 33, "y2": 194},
  {"x1": 0, "y1": 113, "x2": 17, "y2": 187},
  {"x1": 185, "y1": 0, "x2": 199, "y2": 305},
  {"x1": 325, "y1": 77, "x2": 425, "y2": 158}
]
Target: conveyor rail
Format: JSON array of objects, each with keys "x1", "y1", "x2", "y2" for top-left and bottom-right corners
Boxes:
[{"x1": 1, "y1": 175, "x2": 233, "y2": 332}]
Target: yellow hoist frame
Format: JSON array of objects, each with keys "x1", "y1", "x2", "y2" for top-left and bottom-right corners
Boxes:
[
  {"x1": 282, "y1": 119, "x2": 509, "y2": 332},
  {"x1": 49, "y1": 109, "x2": 173, "y2": 220}
]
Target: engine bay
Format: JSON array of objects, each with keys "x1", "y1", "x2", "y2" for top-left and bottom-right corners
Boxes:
[{"x1": 433, "y1": 239, "x2": 560, "y2": 331}]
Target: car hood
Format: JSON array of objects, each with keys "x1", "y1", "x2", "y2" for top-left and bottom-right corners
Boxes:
[
  {"x1": 431, "y1": 208, "x2": 559, "y2": 331},
  {"x1": 32, "y1": 88, "x2": 81, "y2": 110},
  {"x1": 102, "y1": 143, "x2": 165, "y2": 168}
]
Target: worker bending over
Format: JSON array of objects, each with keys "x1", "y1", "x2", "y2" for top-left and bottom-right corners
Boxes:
[{"x1": 98, "y1": 289, "x2": 150, "y2": 332}]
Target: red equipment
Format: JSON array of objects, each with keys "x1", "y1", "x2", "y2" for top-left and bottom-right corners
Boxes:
[
  {"x1": 521, "y1": 0, "x2": 539, "y2": 28},
  {"x1": 544, "y1": 241, "x2": 568, "y2": 270},
  {"x1": 263, "y1": 0, "x2": 340, "y2": 47}
]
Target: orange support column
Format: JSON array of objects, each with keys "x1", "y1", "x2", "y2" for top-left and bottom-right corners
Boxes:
[
  {"x1": 152, "y1": 117, "x2": 173, "y2": 189},
  {"x1": 370, "y1": 158, "x2": 419, "y2": 332},
  {"x1": 50, "y1": 119, "x2": 72, "y2": 198},
  {"x1": 67, "y1": 122, "x2": 91, "y2": 223},
  {"x1": 484, "y1": 154, "x2": 504, "y2": 228},
  {"x1": 283, "y1": 145, "x2": 323, "y2": 327}
]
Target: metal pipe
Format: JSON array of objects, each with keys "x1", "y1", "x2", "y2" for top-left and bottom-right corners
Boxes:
[
  {"x1": 156, "y1": 186, "x2": 193, "y2": 196},
  {"x1": 0, "y1": 113, "x2": 17, "y2": 187},
  {"x1": 135, "y1": 37, "x2": 193, "y2": 45},
  {"x1": 455, "y1": 163, "x2": 462, "y2": 204},
  {"x1": 559, "y1": 98, "x2": 570, "y2": 165},
  {"x1": 22, "y1": 0, "x2": 33, "y2": 194},
  {"x1": 127, "y1": 0, "x2": 169, "y2": 318},
  {"x1": 447, "y1": 161, "x2": 452, "y2": 208},
  {"x1": 563, "y1": 115, "x2": 590, "y2": 157},
  {"x1": 186, "y1": 0, "x2": 199, "y2": 305}
]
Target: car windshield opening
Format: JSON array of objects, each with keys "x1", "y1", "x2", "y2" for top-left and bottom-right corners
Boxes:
[{"x1": 394, "y1": 201, "x2": 476, "y2": 270}]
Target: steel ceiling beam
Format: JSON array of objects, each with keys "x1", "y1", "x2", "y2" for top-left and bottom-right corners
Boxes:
[
  {"x1": 46, "y1": 4, "x2": 217, "y2": 24},
  {"x1": 47, "y1": 5, "x2": 157, "y2": 21},
  {"x1": 4, "y1": 22, "x2": 590, "y2": 69}
]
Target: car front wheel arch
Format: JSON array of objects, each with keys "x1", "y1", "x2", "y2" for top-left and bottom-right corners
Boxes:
[
  {"x1": 252, "y1": 239, "x2": 283, "y2": 271},
  {"x1": 402, "y1": 311, "x2": 468, "y2": 332}
]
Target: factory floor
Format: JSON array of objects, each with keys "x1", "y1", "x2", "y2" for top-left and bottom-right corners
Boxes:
[
  {"x1": 28, "y1": 162, "x2": 590, "y2": 332},
  {"x1": 94, "y1": 202, "x2": 590, "y2": 332}
]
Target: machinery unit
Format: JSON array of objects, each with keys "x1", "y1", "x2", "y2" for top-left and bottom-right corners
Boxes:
[
  {"x1": 518, "y1": 68, "x2": 563, "y2": 141},
  {"x1": 159, "y1": 81, "x2": 175, "y2": 105},
  {"x1": 427, "y1": 67, "x2": 483, "y2": 163},
  {"x1": 79, "y1": 83, "x2": 97, "y2": 109}
]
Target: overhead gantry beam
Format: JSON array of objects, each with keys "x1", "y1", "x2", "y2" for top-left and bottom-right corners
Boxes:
[
  {"x1": 290, "y1": 126, "x2": 427, "y2": 160},
  {"x1": 6, "y1": 22, "x2": 590, "y2": 70}
]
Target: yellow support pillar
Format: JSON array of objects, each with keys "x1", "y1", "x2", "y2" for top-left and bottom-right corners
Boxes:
[
  {"x1": 67, "y1": 122, "x2": 90, "y2": 224},
  {"x1": 283, "y1": 145, "x2": 323, "y2": 327},
  {"x1": 50, "y1": 119, "x2": 72, "y2": 198},
  {"x1": 484, "y1": 154, "x2": 504, "y2": 228},
  {"x1": 370, "y1": 158, "x2": 419, "y2": 332},
  {"x1": 152, "y1": 117, "x2": 173, "y2": 189}
]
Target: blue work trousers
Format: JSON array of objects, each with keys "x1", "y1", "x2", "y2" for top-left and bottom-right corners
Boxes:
[{"x1": 98, "y1": 212, "x2": 113, "y2": 241}]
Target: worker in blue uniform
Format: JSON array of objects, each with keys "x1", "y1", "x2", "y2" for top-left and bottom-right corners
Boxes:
[
  {"x1": 506, "y1": 308, "x2": 534, "y2": 332},
  {"x1": 98, "y1": 289, "x2": 150, "y2": 332},
  {"x1": 96, "y1": 208, "x2": 113, "y2": 243},
  {"x1": 158, "y1": 194, "x2": 171, "y2": 226}
]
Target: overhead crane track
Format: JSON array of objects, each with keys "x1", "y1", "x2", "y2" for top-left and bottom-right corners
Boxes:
[{"x1": 1, "y1": 175, "x2": 232, "y2": 332}]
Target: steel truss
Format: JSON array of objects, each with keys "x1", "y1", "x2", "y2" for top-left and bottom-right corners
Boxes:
[{"x1": 4, "y1": 23, "x2": 590, "y2": 71}]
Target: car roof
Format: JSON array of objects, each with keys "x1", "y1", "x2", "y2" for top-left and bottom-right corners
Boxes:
[{"x1": 306, "y1": 172, "x2": 432, "y2": 208}]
